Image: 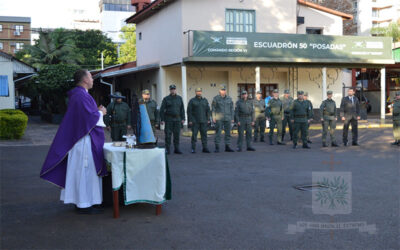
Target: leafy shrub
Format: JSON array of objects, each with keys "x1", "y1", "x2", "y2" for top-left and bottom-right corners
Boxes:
[{"x1": 0, "y1": 109, "x2": 28, "y2": 139}]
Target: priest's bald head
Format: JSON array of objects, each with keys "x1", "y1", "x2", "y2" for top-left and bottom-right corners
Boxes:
[{"x1": 74, "y1": 69, "x2": 93, "y2": 90}]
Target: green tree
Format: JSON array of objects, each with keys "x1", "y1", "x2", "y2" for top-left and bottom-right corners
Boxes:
[
  {"x1": 118, "y1": 25, "x2": 136, "y2": 64},
  {"x1": 72, "y1": 29, "x2": 118, "y2": 69},
  {"x1": 371, "y1": 22, "x2": 400, "y2": 42},
  {"x1": 17, "y1": 29, "x2": 118, "y2": 70},
  {"x1": 16, "y1": 29, "x2": 82, "y2": 69},
  {"x1": 25, "y1": 64, "x2": 80, "y2": 114}
]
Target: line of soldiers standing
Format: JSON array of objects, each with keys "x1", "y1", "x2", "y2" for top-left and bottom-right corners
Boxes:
[{"x1": 105, "y1": 85, "x2": 400, "y2": 152}]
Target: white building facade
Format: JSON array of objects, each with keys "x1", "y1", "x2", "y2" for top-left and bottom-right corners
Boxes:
[
  {"x1": 112, "y1": 0, "x2": 393, "y2": 119},
  {"x1": 0, "y1": 51, "x2": 35, "y2": 109}
]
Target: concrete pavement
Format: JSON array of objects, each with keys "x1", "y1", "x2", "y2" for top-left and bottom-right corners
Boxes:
[{"x1": 0, "y1": 118, "x2": 399, "y2": 249}]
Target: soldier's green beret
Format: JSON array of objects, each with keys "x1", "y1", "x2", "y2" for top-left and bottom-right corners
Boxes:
[
  {"x1": 396, "y1": 91, "x2": 400, "y2": 96},
  {"x1": 273, "y1": 89, "x2": 279, "y2": 93},
  {"x1": 195, "y1": 87, "x2": 202, "y2": 92},
  {"x1": 327, "y1": 90, "x2": 333, "y2": 95},
  {"x1": 142, "y1": 89, "x2": 150, "y2": 94},
  {"x1": 304, "y1": 92, "x2": 309, "y2": 96},
  {"x1": 241, "y1": 90, "x2": 248, "y2": 95},
  {"x1": 169, "y1": 84, "x2": 176, "y2": 90},
  {"x1": 220, "y1": 84, "x2": 227, "y2": 90},
  {"x1": 284, "y1": 89, "x2": 290, "y2": 94},
  {"x1": 256, "y1": 90, "x2": 262, "y2": 94},
  {"x1": 297, "y1": 91, "x2": 304, "y2": 95}
]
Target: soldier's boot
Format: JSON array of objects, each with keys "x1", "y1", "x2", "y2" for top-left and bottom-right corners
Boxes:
[
  {"x1": 225, "y1": 145, "x2": 234, "y2": 152},
  {"x1": 293, "y1": 143, "x2": 297, "y2": 149},
  {"x1": 214, "y1": 145, "x2": 220, "y2": 153},
  {"x1": 247, "y1": 147, "x2": 255, "y2": 151},
  {"x1": 269, "y1": 137, "x2": 274, "y2": 145},
  {"x1": 277, "y1": 141, "x2": 286, "y2": 145},
  {"x1": 391, "y1": 140, "x2": 399, "y2": 146},
  {"x1": 322, "y1": 142, "x2": 328, "y2": 147},
  {"x1": 260, "y1": 137, "x2": 265, "y2": 142},
  {"x1": 302, "y1": 144, "x2": 311, "y2": 149},
  {"x1": 331, "y1": 142, "x2": 339, "y2": 147},
  {"x1": 174, "y1": 147, "x2": 183, "y2": 154},
  {"x1": 236, "y1": 147, "x2": 242, "y2": 152},
  {"x1": 307, "y1": 140, "x2": 312, "y2": 144},
  {"x1": 202, "y1": 148, "x2": 210, "y2": 153},
  {"x1": 254, "y1": 137, "x2": 258, "y2": 142},
  {"x1": 191, "y1": 148, "x2": 196, "y2": 154}
]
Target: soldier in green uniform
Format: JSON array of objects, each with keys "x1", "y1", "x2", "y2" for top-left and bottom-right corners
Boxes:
[
  {"x1": 320, "y1": 90, "x2": 339, "y2": 147},
  {"x1": 391, "y1": 91, "x2": 400, "y2": 146},
  {"x1": 303, "y1": 92, "x2": 314, "y2": 143},
  {"x1": 104, "y1": 92, "x2": 132, "y2": 141},
  {"x1": 281, "y1": 89, "x2": 294, "y2": 141},
  {"x1": 290, "y1": 91, "x2": 312, "y2": 149},
  {"x1": 235, "y1": 90, "x2": 256, "y2": 152},
  {"x1": 266, "y1": 89, "x2": 285, "y2": 145},
  {"x1": 212, "y1": 85, "x2": 235, "y2": 153},
  {"x1": 253, "y1": 90, "x2": 266, "y2": 142},
  {"x1": 187, "y1": 87, "x2": 211, "y2": 153},
  {"x1": 160, "y1": 84, "x2": 185, "y2": 154},
  {"x1": 140, "y1": 89, "x2": 159, "y2": 133}
]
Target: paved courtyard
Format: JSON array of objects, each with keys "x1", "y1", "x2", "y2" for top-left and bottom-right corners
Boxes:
[{"x1": 0, "y1": 117, "x2": 399, "y2": 249}]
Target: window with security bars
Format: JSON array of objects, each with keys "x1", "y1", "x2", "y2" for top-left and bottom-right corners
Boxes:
[
  {"x1": 237, "y1": 83, "x2": 278, "y2": 99},
  {"x1": 225, "y1": 9, "x2": 255, "y2": 32}
]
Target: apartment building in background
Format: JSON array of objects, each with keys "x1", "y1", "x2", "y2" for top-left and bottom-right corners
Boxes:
[
  {"x1": 99, "y1": 0, "x2": 136, "y2": 46},
  {"x1": 0, "y1": 16, "x2": 31, "y2": 55},
  {"x1": 352, "y1": 0, "x2": 400, "y2": 36}
]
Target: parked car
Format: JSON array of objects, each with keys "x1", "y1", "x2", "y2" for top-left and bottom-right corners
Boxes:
[{"x1": 15, "y1": 96, "x2": 31, "y2": 110}]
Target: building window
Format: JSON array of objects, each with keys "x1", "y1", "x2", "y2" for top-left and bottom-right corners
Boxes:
[
  {"x1": 103, "y1": 3, "x2": 135, "y2": 12},
  {"x1": 0, "y1": 42, "x2": 3, "y2": 50},
  {"x1": 237, "y1": 83, "x2": 278, "y2": 99},
  {"x1": 0, "y1": 24, "x2": 2, "y2": 32},
  {"x1": 15, "y1": 43, "x2": 24, "y2": 51},
  {"x1": 306, "y1": 28, "x2": 323, "y2": 34},
  {"x1": 372, "y1": 9, "x2": 379, "y2": 17},
  {"x1": 353, "y1": 14, "x2": 358, "y2": 24},
  {"x1": 15, "y1": 25, "x2": 23, "y2": 32},
  {"x1": 0, "y1": 75, "x2": 9, "y2": 97},
  {"x1": 225, "y1": 9, "x2": 255, "y2": 32}
]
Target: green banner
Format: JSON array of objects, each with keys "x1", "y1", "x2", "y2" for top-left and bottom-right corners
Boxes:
[{"x1": 191, "y1": 30, "x2": 394, "y2": 64}]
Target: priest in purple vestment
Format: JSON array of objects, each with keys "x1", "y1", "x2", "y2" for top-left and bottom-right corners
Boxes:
[{"x1": 40, "y1": 69, "x2": 108, "y2": 214}]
